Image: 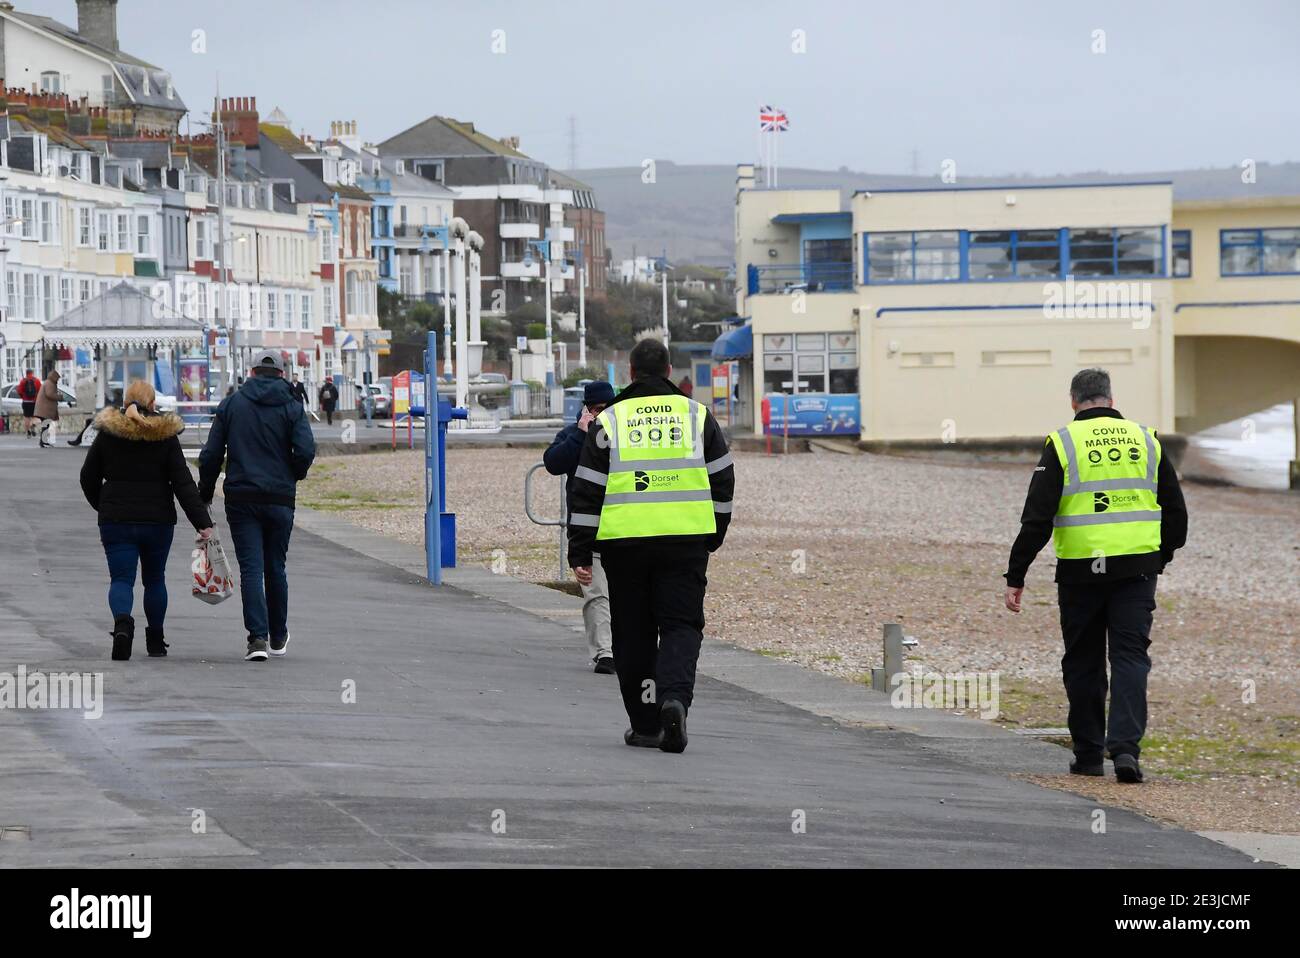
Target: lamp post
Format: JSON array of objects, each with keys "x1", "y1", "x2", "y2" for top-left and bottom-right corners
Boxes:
[
  {"x1": 466, "y1": 230, "x2": 485, "y2": 381},
  {"x1": 449, "y1": 217, "x2": 470, "y2": 412},
  {"x1": 525, "y1": 236, "x2": 555, "y2": 408},
  {"x1": 574, "y1": 238, "x2": 587, "y2": 367}
]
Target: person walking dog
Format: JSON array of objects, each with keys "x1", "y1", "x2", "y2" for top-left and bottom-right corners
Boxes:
[
  {"x1": 199, "y1": 350, "x2": 316, "y2": 662},
  {"x1": 80, "y1": 380, "x2": 213, "y2": 660}
]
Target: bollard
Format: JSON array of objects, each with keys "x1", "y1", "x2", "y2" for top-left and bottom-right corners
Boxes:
[{"x1": 871, "y1": 623, "x2": 919, "y2": 692}]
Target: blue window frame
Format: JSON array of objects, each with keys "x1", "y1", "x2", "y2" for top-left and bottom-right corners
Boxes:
[
  {"x1": 1220, "y1": 228, "x2": 1300, "y2": 276},
  {"x1": 865, "y1": 230, "x2": 961, "y2": 283},
  {"x1": 862, "y1": 226, "x2": 1165, "y2": 284},
  {"x1": 1172, "y1": 230, "x2": 1191, "y2": 277}
]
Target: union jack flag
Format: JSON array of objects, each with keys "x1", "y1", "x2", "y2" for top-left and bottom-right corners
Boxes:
[{"x1": 759, "y1": 105, "x2": 789, "y2": 132}]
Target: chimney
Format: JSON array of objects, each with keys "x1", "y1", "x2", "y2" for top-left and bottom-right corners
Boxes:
[
  {"x1": 77, "y1": 0, "x2": 119, "y2": 53},
  {"x1": 216, "y1": 95, "x2": 261, "y2": 147}
]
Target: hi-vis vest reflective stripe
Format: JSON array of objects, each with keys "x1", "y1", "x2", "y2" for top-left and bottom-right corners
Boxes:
[
  {"x1": 591, "y1": 395, "x2": 717, "y2": 541},
  {"x1": 1048, "y1": 417, "x2": 1162, "y2": 561}
]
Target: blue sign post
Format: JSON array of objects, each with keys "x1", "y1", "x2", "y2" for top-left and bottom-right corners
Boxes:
[{"x1": 423, "y1": 332, "x2": 468, "y2": 584}]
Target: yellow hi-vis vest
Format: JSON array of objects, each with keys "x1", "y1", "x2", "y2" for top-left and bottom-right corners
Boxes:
[
  {"x1": 1048, "y1": 417, "x2": 1162, "y2": 560},
  {"x1": 594, "y1": 395, "x2": 716, "y2": 541}
]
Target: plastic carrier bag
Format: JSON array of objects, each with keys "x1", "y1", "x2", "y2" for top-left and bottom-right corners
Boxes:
[{"x1": 192, "y1": 532, "x2": 236, "y2": 605}]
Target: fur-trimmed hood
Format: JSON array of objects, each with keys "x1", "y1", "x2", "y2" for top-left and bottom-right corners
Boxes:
[{"x1": 94, "y1": 406, "x2": 186, "y2": 441}]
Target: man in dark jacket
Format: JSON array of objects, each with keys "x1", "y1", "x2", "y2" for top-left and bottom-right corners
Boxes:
[
  {"x1": 567, "y1": 339, "x2": 735, "y2": 753},
  {"x1": 544, "y1": 380, "x2": 616, "y2": 673},
  {"x1": 1004, "y1": 368, "x2": 1187, "y2": 783},
  {"x1": 199, "y1": 350, "x2": 316, "y2": 662},
  {"x1": 290, "y1": 374, "x2": 309, "y2": 406}
]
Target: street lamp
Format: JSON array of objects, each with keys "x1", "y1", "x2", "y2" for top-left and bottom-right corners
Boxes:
[
  {"x1": 524, "y1": 236, "x2": 555, "y2": 404},
  {"x1": 449, "y1": 217, "x2": 470, "y2": 412},
  {"x1": 466, "y1": 230, "x2": 485, "y2": 383}
]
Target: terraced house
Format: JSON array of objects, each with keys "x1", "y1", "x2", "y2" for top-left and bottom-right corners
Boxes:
[
  {"x1": 728, "y1": 163, "x2": 1300, "y2": 486},
  {"x1": 0, "y1": 89, "x2": 166, "y2": 391},
  {"x1": 379, "y1": 116, "x2": 600, "y2": 312}
]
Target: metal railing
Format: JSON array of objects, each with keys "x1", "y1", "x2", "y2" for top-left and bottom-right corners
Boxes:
[
  {"x1": 747, "y1": 262, "x2": 855, "y2": 294},
  {"x1": 524, "y1": 463, "x2": 568, "y2": 581},
  {"x1": 175, "y1": 400, "x2": 220, "y2": 448}
]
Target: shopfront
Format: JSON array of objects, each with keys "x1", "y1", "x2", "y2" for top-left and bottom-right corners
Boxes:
[
  {"x1": 40, "y1": 284, "x2": 208, "y2": 411},
  {"x1": 759, "y1": 330, "x2": 860, "y2": 435}
]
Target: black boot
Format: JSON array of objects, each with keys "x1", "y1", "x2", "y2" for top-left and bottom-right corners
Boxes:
[
  {"x1": 111, "y1": 614, "x2": 134, "y2": 661},
  {"x1": 145, "y1": 626, "x2": 169, "y2": 658}
]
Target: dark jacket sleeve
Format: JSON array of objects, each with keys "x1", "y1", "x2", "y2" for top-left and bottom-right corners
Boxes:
[
  {"x1": 167, "y1": 436, "x2": 212, "y2": 530},
  {"x1": 197, "y1": 399, "x2": 228, "y2": 503},
  {"x1": 543, "y1": 423, "x2": 584, "y2": 478},
  {"x1": 79, "y1": 433, "x2": 105, "y2": 511},
  {"x1": 566, "y1": 421, "x2": 611, "y2": 568},
  {"x1": 1004, "y1": 440, "x2": 1062, "y2": 588},
  {"x1": 1156, "y1": 445, "x2": 1188, "y2": 567},
  {"x1": 289, "y1": 404, "x2": 316, "y2": 481},
  {"x1": 703, "y1": 411, "x2": 734, "y2": 552}
]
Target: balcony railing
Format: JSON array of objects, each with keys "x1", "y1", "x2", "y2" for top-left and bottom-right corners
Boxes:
[{"x1": 747, "y1": 262, "x2": 855, "y2": 295}]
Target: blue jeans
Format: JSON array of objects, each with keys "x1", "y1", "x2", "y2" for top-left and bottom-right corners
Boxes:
[
  {"x1": 225, "y1": 501, "x2": 295, "y2": 641},
  {"x1": 99, "y1": 523, "x2": 175, "y2": 629}
]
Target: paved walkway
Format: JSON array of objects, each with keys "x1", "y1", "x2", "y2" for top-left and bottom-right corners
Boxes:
[{"x1": 0, "y1": 440, "x2": 1267, "y2": 867}]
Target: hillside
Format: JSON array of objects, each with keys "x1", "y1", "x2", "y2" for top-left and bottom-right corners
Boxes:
[{"x1": 567, "y1": 160, "x2": 1300, "y2": 266}]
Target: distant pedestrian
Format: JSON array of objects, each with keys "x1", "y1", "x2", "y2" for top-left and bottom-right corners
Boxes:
[
  {"x1": 544, "y1": 379, "x2": 616, "y2": 673},
  {"x1": 1004, "y1": 368, "x2": 1187, "y2": 784},
  {"x1": 16, "y1": 368, "x2": 40, "y2": 437},
  {"x1": 199, "y1": 349, "x2": 316, "y2": 662},
  {"x1": 34, "y1": 369, "x2": 62, "y2": 448},
  {"x1": 678, "y1": 376, "x2": 693, "y2": 398},
  {"x1": 318, "y1": 379, "x2": 339, "y2": 425},
  {"x1": 290, "y1": 374, "x2": 309, "y2": 405},
  {"x1": 79, "y1": 380, "x2": 214, "y2": 660},
  {"x1": 568, "y1": 339, "x2": 735, "y2": 753}
]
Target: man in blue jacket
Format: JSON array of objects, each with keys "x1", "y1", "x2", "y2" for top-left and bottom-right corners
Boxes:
[
  {"x1": 544, "y1": 380, "x2": 616, "y2": 673},
  {"x1": 199, "y1": 350, "x2": 316, "y2": 662}
]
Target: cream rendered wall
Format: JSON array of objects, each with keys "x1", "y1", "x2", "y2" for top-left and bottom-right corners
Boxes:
[
  {"x1": 1, "y1": 15, "x2": 116, "y2": 103},
  {"x1": 853, "y1": 184, "x2": 1175, "y2": 440},
  {"x1": 1170, "y1": 200, "x2": 1300, "y2": 432},
  {"x1": 735, "y1": 188, "x2": 840, "y2": 314}
]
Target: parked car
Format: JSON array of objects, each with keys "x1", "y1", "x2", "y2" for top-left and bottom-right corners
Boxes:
[
  {"x1": 478, "y1": 372, "x2": 509, "y2": 410},
  {"x1": 2, "y1": 381, "x2": 76, "y2": 415},
  {"x1": 3, "y1": 382, "x2": 178, "y2": 416},
  {"x1": 359, "y1": 383, "x2": 392, "y2": 418}
]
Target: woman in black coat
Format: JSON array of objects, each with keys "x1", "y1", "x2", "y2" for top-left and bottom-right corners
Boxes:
[
  {"x1": 80, "y1": 380, "x2": 213, "y2": 660},
  {"x1": 318, "y1": 380, "x2": 339, "y2": 425}
]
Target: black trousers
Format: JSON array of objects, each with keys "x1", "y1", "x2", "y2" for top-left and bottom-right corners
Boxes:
[
  {"x1": 601, "y1": 541, "x2": 709, "y2": 734},
  {"x1": 1057, "y1": 574, "x2": 1158, "y2": 762}
]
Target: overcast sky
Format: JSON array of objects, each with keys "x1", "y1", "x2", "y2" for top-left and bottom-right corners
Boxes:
[{"x1": 21, "y1": 0, "x2": 1300, "y2": 176}]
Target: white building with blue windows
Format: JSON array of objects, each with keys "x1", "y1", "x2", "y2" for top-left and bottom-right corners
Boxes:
[{"x1": 728, "y1": 163, "x2": 1300, "y2": 483}]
